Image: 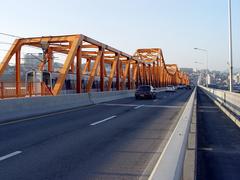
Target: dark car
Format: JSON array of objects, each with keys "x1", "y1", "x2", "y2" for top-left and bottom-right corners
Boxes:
[
  {"x1": 186, "y1": 85, "x2": 192, "y2": 90},
  {"x1": 135, "y1": 85, "x2": 157, "y2": 99}
]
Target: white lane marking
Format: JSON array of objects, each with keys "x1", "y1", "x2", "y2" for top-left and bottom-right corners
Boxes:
[
  {"x1": 102, "y1": 103, "x2": 181, "y2": 109},
  {"x1": 90, "y1": 115, "x2": 117, "y2": 126},
  {"x1": 103, "y1": 103, "x2": 137, "y2": 107},
  {"x1": 153, "y1": 99, "x2": 158, "y2": 102},
  {"x1": 0, "y1": 151, "x2": 22, "y2": 161},
  {"x1": 134, "y1": 105, "x2": 144, "y2": 109}
]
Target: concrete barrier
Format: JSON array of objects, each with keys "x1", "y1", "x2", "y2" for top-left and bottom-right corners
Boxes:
[
  {"x1": 149, "y1": 88, "x2": 196, "y2": 180},
  {"x1": 199, "y1": 86, "x2": 240, "y2": 127},
  {"x1": 0, "y1": 90, "x2": 135, "y2": 123},
  {"x1": 0, "y1": 93, "x2": 91, "y2": 122}
]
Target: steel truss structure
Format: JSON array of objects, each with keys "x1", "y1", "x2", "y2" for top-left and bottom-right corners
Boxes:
[{"x1": 0, "y1": 34, "x2": 189, "y2": 97}]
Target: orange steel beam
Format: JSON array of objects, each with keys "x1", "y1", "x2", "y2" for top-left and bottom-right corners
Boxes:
[
  {"x1": 0, "y1": 39, "x2": 21, "y2": 75},
  {"x1": 86, "y1": 48, "x2": 103, "y2": 92},
  {"x1": 107, "y1": 54, "x2": 118, "y2": 91},
  {"x1": 52, "y1": 36, "x2": 81, "y2": 95},
  {"x1": 127, "y1": 61, "x2": 131, "y2": 89},
  {"x1": 16, "y1": 49, "x2": 21, "y2": 97},
  {"x1": 116, "y1": 55, "x2": 120, "y2": 90},
  {"x1": 121, "y1": 61, "x2": 130, "y2": 90},
  {"x1": 0, "y1": 35, "x2": 189, "y2": 97},
  {"x1": 76, "y1": 45, "x2": 82, "y2": 93},
  {"x1": 100, "y1": 47, "x2": 105, "y2": 91}
]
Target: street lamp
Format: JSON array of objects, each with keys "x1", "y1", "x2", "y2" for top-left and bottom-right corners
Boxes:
[
  {"x1": 194, "y1": 61, "x2": 204, "y2": 72},
  {"x1": 194, "y1": 61, "x2": 204, "y2": 86},
  {"x1": 228, "y1": 0, "x2": 233, "y2": 92},
  {"x1": 194, "y1": 48, "x2": 209, "y2": 87}
]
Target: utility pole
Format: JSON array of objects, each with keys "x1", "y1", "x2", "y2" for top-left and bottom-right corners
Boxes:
[{"x1": 228, "y1": 0, "x2": 233, "y2": 92}]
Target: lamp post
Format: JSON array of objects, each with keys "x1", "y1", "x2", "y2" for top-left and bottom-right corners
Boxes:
[
  {"x1": 194, "y1": 61, "x2": 204, "y2": 86},
  {"x1": 194, "y1": 48, "x2": 208, "y2": 87},
  {"x1": 228, "y1": 0, "x2": 233, "y2": 92}
]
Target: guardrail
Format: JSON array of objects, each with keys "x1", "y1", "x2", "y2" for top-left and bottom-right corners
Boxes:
[
  {"x1": 0, "y1": 87, "x2": 171, "y2": 125},
  {"x1": 0, "y1": 90, "x2": 136, "y2": 123},
  {"x1": 0, "y1": 82, "x2": 53, "y2": 99},
  {"x1": 199, "y1": 85, "x2": 240, "y2": 127},
  {"x1": 149, "y1": 88, "x2": 196, "y2": 180}
]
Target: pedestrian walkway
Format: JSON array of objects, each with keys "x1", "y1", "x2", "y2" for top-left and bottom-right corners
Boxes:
[{"x1": 197, "y1": 88, "x2": 240, "y2": 180}]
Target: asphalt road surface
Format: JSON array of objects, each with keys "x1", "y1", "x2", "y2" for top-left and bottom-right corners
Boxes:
[
  {"x1": 197, "y1": 88, "x2": 240, "y2": 180},
  {"x1": 0, "y1": 89, "x2": 192, "y2": 180}
]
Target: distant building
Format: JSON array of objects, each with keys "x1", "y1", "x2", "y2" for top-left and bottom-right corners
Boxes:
[
  {"x1": 233, "y1": 73, "x2": 240, "y2": 84},
  {"x1": 22, "y1": 53, "x2": 43, "y2": 71},
  {"x1": 180, "y1": 68, "x2": 193, "y2": 74},
  {"x1": 207, "y1": 74, "x2": 215, "y2": 85}
]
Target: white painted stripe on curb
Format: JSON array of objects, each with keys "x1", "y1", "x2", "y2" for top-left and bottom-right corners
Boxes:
[
  {"x1": 134, "y1": 105, "x2": 144, "y2": 109},
  {"x1": 0, "y1": 151, "x2": 22, "y2": 161},
  {"x1": 90, "y1": 116, "x2": 117, "y2": 126}
]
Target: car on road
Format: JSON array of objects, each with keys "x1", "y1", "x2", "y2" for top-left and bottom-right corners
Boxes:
[
  {"x1": 165, "y1": 85, "x2": 176, "y2": 92},
  {"x1": 135, "y1": 85, "x2": 157, "y2": 99},
  {"x1": 186, "y1": 85, "x2": 192, "y2": 90},
  {"x1": 177, "y1": 84, "x2": 186, "y2": 89}
]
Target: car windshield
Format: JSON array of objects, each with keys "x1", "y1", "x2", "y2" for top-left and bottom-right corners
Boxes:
[{"x1": 138, "y1": 86, "x2": 151, "y2": 91}]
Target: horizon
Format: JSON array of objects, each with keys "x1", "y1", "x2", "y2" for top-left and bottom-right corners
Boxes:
[{"x1": 0, "y1": 0, "x2": 240, "y2": 71}]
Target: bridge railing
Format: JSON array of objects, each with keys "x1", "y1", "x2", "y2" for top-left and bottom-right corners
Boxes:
[
  {"x1": 199, "y1": 85, "x2": 240, "y2": 127},
  {"x1": 0, "y1": 82, "x2": 52, "y2": 99}
]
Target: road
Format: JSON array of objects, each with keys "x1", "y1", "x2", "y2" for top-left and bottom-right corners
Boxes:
[
  {"x1": 197, "y1": 88, "x2": 240, "y2": 180},
  {"x1": 0, "y1": 89, "x2": 192, "y2": 180}
]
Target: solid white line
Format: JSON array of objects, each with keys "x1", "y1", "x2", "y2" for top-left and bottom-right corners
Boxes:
[
  {"x1": 90, "y1": 115, "x2": 117, "y2": 126},
  {"x1": 102, "y1": 103, "x2": 137, "y2": 107},
  {"x1": 134, "y1": 105, "x2": 144, "y2": 109},
  {"x1": 0, "y1": 151, "x2": 22, "y2": 161},
  {"x1": 102, "y1": 103, "x2": 180, "y2": 109}
]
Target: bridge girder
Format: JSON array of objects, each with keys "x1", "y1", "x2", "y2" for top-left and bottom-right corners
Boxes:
[{"x1": 0, "y1": 34, "x2": 189, "y2": 97}]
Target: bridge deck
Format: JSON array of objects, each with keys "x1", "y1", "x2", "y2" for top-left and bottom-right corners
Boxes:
[
  {"x1": 197, "y1": 88, "x2": 240, "y2": 180},
  {"x1": 0, "y1": 89, "x2": 192, "y2": 180}
]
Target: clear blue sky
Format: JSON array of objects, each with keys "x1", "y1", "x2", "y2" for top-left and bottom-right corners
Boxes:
[{"x1": 0, "y1": 0, "x2": 239, "y2": 71}]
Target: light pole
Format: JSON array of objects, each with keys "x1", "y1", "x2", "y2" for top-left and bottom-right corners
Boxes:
[
  {"x1": 194, "y1": 48, "x2": 209, "y2": 87},
  {"x1": 228, "y1": 0, "x2": 233, "y2": 92},
  {"x1": 194, "y1": 61, "x2": 204, "y2": 86}
]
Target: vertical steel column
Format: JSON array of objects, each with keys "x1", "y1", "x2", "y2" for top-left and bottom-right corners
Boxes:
[
  {"x1": 127, "y1": 61, "x2": 131, "y2": 89},
  {"x1": 15, "y1": 49, "x2": 21, "y2": 97},
  {"x1": 70, "y1": 61, "x2": 75, "y2": 73},
  {"x1": 100, "y1": 47, "x2": 105, "y2": 91},
  {"x1": 143, "y1": 64, "x2": 146, "y2": 85},
  {"x1": 148, "y1": 64, "x2": 151, "y2": 86},
  {"x1": 0, "y1": 82, "x2": 3, "y2": 99},
  {"x1": 116, "y1": 53, "x2": 120, "y2": 90},
  {"x1": 161, "y1": 68, "x2": 165, "y2": 86},
  {"x1": 48, "y1": 50, "x2": 53, "y2": 72},
  {"x1": 132, "y1": 63, "x2": 138, "y2": 89},
  {"x1": 157, "y1": 62, "x2": 160, "y2": 87},
  {"x1": 76, "y1": 46, "x2": 82, "y2": 93},
  {"x1": 153, "y1": 62, "x2": 156, "y2": 87},
  {"x1": 138, "y1": 64, "x2": 142, "y2": 86}
]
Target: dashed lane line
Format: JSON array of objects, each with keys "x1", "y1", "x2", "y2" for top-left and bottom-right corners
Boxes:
[
  {"x1": 90, "y1": 115, "x2": 117, "y2": 126},
  {"x1": 0, "y1": 151, "x2": 22, "y2": 162}
]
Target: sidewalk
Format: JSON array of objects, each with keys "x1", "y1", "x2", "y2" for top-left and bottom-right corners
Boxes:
[{"x1": 197, "y1": 88, "x2": 240, "y2": 180}]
